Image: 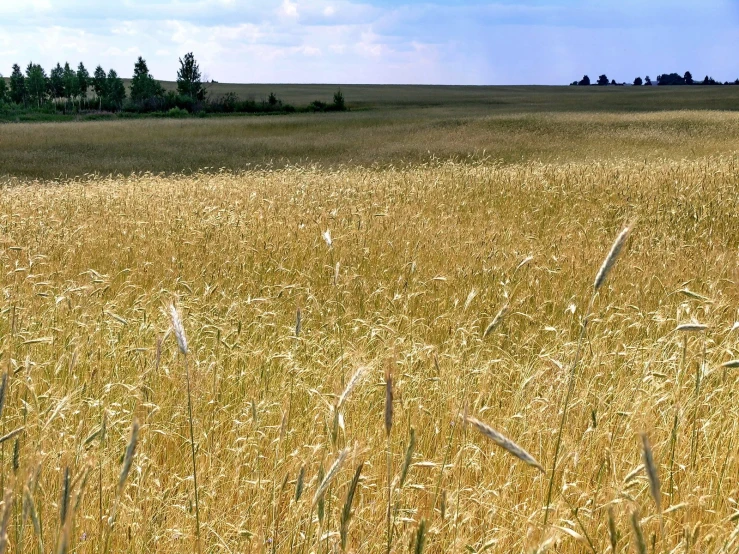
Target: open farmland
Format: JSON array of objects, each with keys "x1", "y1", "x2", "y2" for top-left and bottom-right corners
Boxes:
[{"x1": 0, "y1": 88, "x2": 738, "y2": 553}]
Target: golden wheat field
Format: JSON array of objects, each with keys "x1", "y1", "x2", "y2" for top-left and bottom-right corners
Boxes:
[{"x1": 0, "y1": 154, "x2": 738, "y2": 554}]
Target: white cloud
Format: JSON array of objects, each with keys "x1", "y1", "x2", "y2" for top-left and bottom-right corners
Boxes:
[{"x1": 0, "y1": 0, "x2": 737, "y2": 84}]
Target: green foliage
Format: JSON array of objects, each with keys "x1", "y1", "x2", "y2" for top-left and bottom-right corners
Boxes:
[
  {"x1": 633, "y1": 76, "x2": 643, "y2": 86},
  {"x1": 106, "y1": 69, "x2": 126, "y2": 109},
  {"x1": 64, "y1": 62, "x2": 80, "y2": 101},
  {"x1": 77, "y1": 62, "x2": 90, "y2": 99},
  {"x1": 333, "y1": 88, "x2": 346, "y2": 110},
  {"x1": 657, "y1": 73, "x2": 686, "y2": 86},
  {"x1": 9, "y1": 64, "x2": 26, "y2": 104},
  {"x1": 93, "y1": 65, "x2": 108, "y2": 100},
  {"x1": 0, "y1": 75, "x2": 7, "y2": 104},
  {"x1": 165, "y1": 107, "x2": 189, "y2": 118},
  {"x1": 49, "y1": 63, "x2": 65, "y2": 98},
  {"x1": 597, "y1": 74, "x2": 609, "y2": 86},
  {"x1": 176, "y1": 52, "x2": 204, "y2": 100}
]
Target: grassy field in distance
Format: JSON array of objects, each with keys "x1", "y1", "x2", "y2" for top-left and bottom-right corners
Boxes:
[{"x1": 2, "y1": 84, "x2": 739, "y2": 179}]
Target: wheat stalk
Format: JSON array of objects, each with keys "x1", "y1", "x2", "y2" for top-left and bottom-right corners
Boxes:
[
  {"x1": 594, "y1": 221, "x2": 634, "y2": 290},
  {"x1": 313, "y1": 448, "x2": 348, "y2": 507},
  {"x1": 337, "y1": 365, "x2": 370, "y2": 409},
  {"x1": 464, "y1": 415, "x2": 544, "y2": 472},
  {"x1": 483, "y1": 305, "x2": 509, "y2": 338}
]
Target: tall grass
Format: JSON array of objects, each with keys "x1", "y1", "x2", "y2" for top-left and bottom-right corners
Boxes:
[{"x1": 0, "y1": 155, "x2": 736, "y2": 551}]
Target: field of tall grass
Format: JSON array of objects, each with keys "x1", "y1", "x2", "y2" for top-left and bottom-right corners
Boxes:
[{"x1": 0, "y1": 151, "x2": 737, "y2": 553}]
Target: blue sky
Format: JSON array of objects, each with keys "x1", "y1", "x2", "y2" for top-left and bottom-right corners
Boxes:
[{"x1": 1, "y1": 0, "x2": 737, "y2": 85}]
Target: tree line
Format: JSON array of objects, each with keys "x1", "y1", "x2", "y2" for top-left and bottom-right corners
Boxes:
[
  {"x1": 0, "y1": 53, "x2": 346, "y2": 117},
  {"x1": 571, "y1": 71, "x2": 739, "y2": 87}
]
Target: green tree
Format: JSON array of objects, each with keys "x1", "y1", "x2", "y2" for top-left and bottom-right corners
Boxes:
[
  {"x1": 77, "y1": 62, "x2": 90, "y2": 102},
  {"x1": 92, "y1": 65, "x2": 108, "y2": 109},
  {"x1": 130, "y1": 56, "x2": 163, "y2": 104},
  {"x1": 49, "y1": 62, "x2": 65, "y2": 99},
  {"x1": 176, "y1": 52, "x2": 203, "y2": 100},
  {"x1": 0, "y1": 75, "x2": 7, "y2": 103},
  {"x1": 578, "y1": 75, "x2": 590, "y2": 86},
  {"x1": 684, "y1": 71, "x2": 693, "y2": 85},
  {"x1": 333, "y1": 88, "x2": 345, "y2": 110},
  {"x1": 9, "y1": 64, "x2": 26, "y2": 104},
  {"x1": 64, "y1": 62, "x2": 80, "y2": 103},
  {"x1": 107, "y1": 69, "x2": 126, "y2": 109},
  {"x1": 633, "y1": 76, "x2": 643, "y2": 86},
  {"x1": 25, "y1": 63, "x2": 48, "y2": 107},
  {"x1": 597, "y1": 74, "x2": 609, "y2": 86}
]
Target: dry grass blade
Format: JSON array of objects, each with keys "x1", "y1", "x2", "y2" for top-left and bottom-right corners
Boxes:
[
  {"x1": 295, "y1": 307, "x2": 302, "y2": 337},
  {"x1": 169, "y1": 303, "x2": 189, "y2": 355},
  {"x1": 313, "y1": 448, "x2": 348, "y2": 507},
  {"x1": 722, "y1": 360, "x2": 739, "y2": 368},
  {"x1": 593, "y1": 221, "x2": 634, "y2": 290},
  {"x1": 464, "y1": 415, "x2": 544, "y2": 472},
  {"x1": 483, "y1": 305, "x2": 509, "y2": 338}
]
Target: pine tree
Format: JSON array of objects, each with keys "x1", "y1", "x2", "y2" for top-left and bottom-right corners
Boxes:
[
  {"x1": 49, "y1": 62, "x2": 65, "y2": 99},
  {"x1": 93, "y1": 65, "x2": 108, "y2": 109},
  {"x1": 130, "y1": 56, "x2": 163, "y2": 104},
  {"x1": 77, "y1": 62, "x2": 90, "y2": 103},
  {"x1": 107, "y1": 69, "x2": 126, "y2": 109},
  {"x1": 9, "y1": 64, "x2": 26, "y2": 104},
  {"x1": 64, "y1": 62, "x2": 80, "y2": 104},
  {"x1": 0, "y1": 75, "x2": 7, "y2": 104}
]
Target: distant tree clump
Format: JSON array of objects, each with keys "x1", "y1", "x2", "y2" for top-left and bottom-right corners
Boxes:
[
  {"x1": 684, "y1": 71, "x2": 693, "y2": 85},
  {"x1": 645, "y1": 76, "x2": 652, "y2": 86},
  {"x1": 597, "y1": 74, "x2": 609, "y2": 86},
  {"x1": 633, "y1": 76, "x2": 643, "y2": 86},
  {"x1": 176, "y1": 52, "x2": 204, "y2": 101},
  {"x1": 3, "y1": 52, "x2": 348, "y2": 118},
  {"x1": 702, "y1": 75, "x2": 718, "y2": 85},
  {"x1": 657, "y1": 73, "x2": 685, "y2": 86},
  {"x1": 578, "y1": 75, "x2": 590, "y2": 86}
]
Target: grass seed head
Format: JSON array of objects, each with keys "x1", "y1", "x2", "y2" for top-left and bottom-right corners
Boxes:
[{"x1": 313, "y1": 448, "x2": 348, "y2": 507}]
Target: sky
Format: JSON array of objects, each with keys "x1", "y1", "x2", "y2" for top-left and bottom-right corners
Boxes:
[{"x1": 0, "y1": 0, "x2": 738, "y2": 85}]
